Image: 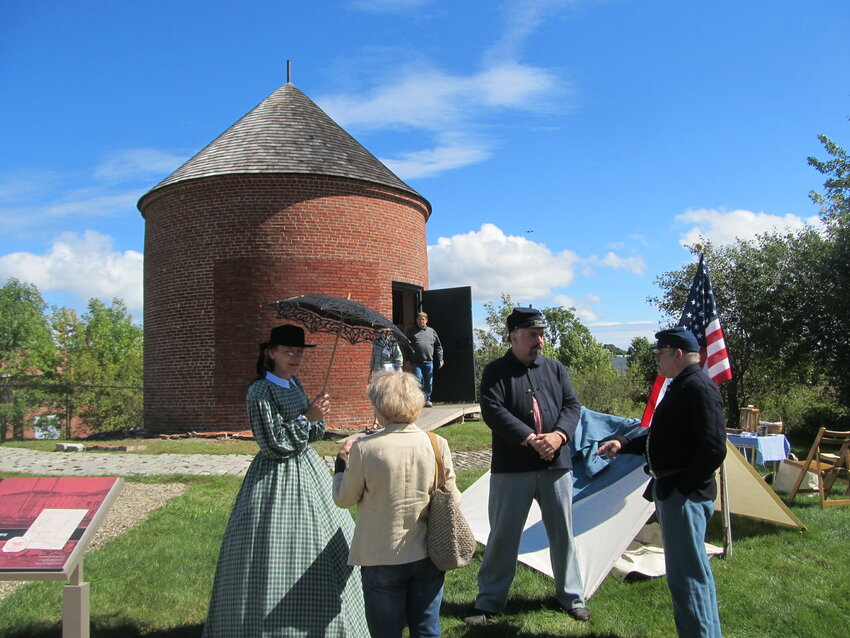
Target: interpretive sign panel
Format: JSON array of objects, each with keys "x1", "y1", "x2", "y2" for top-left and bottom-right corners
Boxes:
[{"x1": 0, "y1": 476, "x2": 122, "y2": 578}]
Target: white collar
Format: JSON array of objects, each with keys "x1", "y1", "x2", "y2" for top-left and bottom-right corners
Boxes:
[{"x1": 265, "y1": 371, "x2": 292, "y2": 389}]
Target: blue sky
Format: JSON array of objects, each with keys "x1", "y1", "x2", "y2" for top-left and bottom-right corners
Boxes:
[{"x1": 2, "y1": 0, "x2": 848, "y2": 348}]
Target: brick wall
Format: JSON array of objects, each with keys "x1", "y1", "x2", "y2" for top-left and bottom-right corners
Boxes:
[{"x1": 140, "y1": 174, "x2": 430, "y2": 433}]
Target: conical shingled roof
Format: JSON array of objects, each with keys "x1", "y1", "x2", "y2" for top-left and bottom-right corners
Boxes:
[{"x1": 139, "y1": 83, "x2": 427, "y2": 209}]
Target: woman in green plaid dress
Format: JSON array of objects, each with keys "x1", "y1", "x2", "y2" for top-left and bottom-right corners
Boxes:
[{"x1": 203, "y1": 325, "x2": 369, "y2": 637}]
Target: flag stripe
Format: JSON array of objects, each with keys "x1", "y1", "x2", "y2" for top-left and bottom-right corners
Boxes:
[
  {"x1": 640, "y1": 374, "x2": 668, "y2": 427},
  {"x1": 640, "y1": 254, "x2": 732, "y2": 427}
]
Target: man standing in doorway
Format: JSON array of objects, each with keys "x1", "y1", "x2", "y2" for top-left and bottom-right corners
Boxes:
[
  {"x1": 405, "y1": 312, "x2": 443, "y2": 407},
  {"x1": 597, "y1": 327, "x2": 725, "y2": 638},
  {"x1": 465, "y1": 307, "x2": 589, "y2": 625}
]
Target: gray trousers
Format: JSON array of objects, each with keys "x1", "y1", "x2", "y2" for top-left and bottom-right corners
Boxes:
[{"x1": 475, "y1": 469, "x2": 585, "y2": 613}]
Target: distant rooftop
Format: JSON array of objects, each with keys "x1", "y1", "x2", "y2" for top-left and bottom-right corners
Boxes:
[{"x1": 139, "y1": 83, "x2": 427, "y2": 210}]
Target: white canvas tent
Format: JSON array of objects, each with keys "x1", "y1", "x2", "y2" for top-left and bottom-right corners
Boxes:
[{"x1": 460, "y1": 439, "x2": 804, "y2": 600}]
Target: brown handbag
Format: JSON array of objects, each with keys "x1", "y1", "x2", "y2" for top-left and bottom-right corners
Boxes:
[{"x1": 425, "y1": 432, "x2": 477, "y2": 571}]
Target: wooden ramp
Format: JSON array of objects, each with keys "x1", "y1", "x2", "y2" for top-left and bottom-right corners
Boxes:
[
  {"x1": 416, "y1": 403, "x2": 480, "y2": 432},
  {"x1": 338, "y1": 403, "x2": 480, "y2": 446}
]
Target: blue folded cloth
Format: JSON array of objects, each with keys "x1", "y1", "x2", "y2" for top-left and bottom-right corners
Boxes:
[{"x1": 570, "y1": 407, "x2": 646, "y2": 502}]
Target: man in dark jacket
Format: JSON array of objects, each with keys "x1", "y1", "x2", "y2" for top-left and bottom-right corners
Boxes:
[
  {"x1": 598, "y1": 326, "x2": 725, "y2": 638},
  {"x1": 465, "y1": 307, "x2": 589, "y2": 625}
]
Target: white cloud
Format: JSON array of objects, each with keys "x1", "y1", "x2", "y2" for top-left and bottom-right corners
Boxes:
[
  {"x1": 92, "y1": 148, "x2": 188, "y2": 183},
  {"x1": 0, "y1": 148, "x2": 185, "y2": 235},
  {"x1": 429, "y1": 223, "x2": 650, "y2": 344},
  {"x1": 486, "y1": 0, "x2": 586, "y2": 63},
  {"x1": 320, "y1": 62, "x2": 557, "y2": 132},
  {"x1": 382, "y1": 136, "x2": 492, "y2": 179},
  {"x1": 429, "y1": 223, "x2": 647, "y2": 304},
  {"x1": 429, "y1": 223, "x2": 580, "y2": 300},
  {"x1": 590, "y1": 251, "x2": 646, "y2": 275},
  {"x1": 316, "y1": 30, "x2": 563, "y2": 179},
  {"x1": 676, "y1": 208, "x2": 822, "y2": 247},
  {"x1": 552, "y1": 293, "x2": 600, "y2": 322},
  {"x1": 587, "y1": 320, "x2": 659, "y2": 349},
  {"x1": 0, "y1": 231, "x2": 143, "y2": 318},
  {"x1": 43, "y1": 189, "x2": 146, "y2": 219}
]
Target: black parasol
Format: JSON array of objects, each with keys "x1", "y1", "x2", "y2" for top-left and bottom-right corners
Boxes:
[{"x1": 272, "y1": 294, "x2": 410, "y2": 393}]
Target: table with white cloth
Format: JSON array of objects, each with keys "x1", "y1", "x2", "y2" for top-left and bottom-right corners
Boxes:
[{"x1": 726, "y1": 432, "x2": 791, "y2": 467}]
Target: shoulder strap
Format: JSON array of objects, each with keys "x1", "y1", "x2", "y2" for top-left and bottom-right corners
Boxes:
[{"x1": 427, "y1": 431, "x2": 446, "y2": 490}]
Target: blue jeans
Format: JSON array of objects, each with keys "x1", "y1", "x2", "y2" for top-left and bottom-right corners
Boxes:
[
  {"x1": 412, "y1": 361, "x2": 434, "y2": 402},
  {"x1": 476, "y1": 470, "x2": 585, "y2": 613},
  {"x1": 361, "y1": 557, "x2": 445, "y2": 638},
  {"x1": 653, "y1": 484, "x2": 722, "y2": 638}
]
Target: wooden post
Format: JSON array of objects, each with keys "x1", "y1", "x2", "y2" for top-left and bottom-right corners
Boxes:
[{"x1": 719, "y1": 458, "x2": 733, "y2": 557}]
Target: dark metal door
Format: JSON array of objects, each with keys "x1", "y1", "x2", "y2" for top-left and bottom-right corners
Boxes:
[{"x1": 421, "y1": 286, "x2": 475, "y2": 403}]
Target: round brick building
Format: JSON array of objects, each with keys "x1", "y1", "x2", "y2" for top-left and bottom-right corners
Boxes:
[{"x1": 138, "y1": 82, "x2": 432, "y2": 432}]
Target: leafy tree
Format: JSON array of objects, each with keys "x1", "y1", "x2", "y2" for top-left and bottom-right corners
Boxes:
[
  {"x1": 540, "y1": 306, "x2": 612, "y2": 374},
  {"x1": 626, "y1": 336, "x2": 656, "y2": 403},
  {"x1": 603, "y1": 343, "x2": 626, "y2": 356},
  {"x1": 48, "y1": 306, "x2": 84, "y2": 437},
  {"x1": 0, "y1": 279, "x2": 55, "y2": 373},
  {"x1": 473, "y1": 294, "x2": 515, "y2": 398},
  {"x1": 649, "y1": 122, "x2": 850, "y2": 431},
  {"x1": 472, "y1": 294, "x2": 641, "y2": 415},
  {"x1": 809, "y1": 131, "x2": 850, "y2": 220},
  {"x1": 66, "y1": 298, "x2": 144, "y2": 433},
  {"x1": 0, "y1": 279, "x2": 56, "y2": 440},
  {"x1": 652, "y1": 232, "x2": 830, "y2": 431},
  {"x1": 0, "y1": 281, "x2": 144, "y2": 439},
  {"x1": 807, "y1": 127, "x2": 850, "y2": 412}
]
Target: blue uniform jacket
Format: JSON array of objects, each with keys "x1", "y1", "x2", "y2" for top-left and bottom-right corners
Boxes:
[
  {"x1": 616, "y1": 363, "x2": 726, "y2": 501},
  {"x1": 479, "y1": 349, "x2": 581, "y2": 473}
]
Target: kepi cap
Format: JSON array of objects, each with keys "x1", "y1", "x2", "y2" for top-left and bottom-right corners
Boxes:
[
  {"x1": 651, "y1": 327, "x2": 699, "y2": 352},
  {"x1": 507, "y1": 307, "x2": 547, "y2": 332}
]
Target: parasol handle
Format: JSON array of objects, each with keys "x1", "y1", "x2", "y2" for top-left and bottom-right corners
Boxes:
[{"x1": 321, "y1": 319, "x2": 344, "y2": 395}]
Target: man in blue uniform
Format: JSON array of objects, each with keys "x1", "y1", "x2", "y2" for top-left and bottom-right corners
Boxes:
[
  {"x1": 465, "y1": 307, "x2": 589, "y2": 625},
  {"x1": 597, "y1": 327, "x2": 725, "y2": 638}
]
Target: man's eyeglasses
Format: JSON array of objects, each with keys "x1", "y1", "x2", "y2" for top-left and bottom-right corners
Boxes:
[{"x1": 283, "y1": 350, "x2": 305, "y2": 358}]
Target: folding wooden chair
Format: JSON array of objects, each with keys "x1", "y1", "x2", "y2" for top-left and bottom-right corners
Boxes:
[{"x1": 787, "y1": 427, "x2": 850, "y2": 508}]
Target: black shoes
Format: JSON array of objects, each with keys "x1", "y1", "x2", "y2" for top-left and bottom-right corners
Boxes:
[
  {"x1": 567, "y1": 606, "x2": 591, "y2": 622},
  {"x1": 463, "y1": 609, "x2": 496, "y2": 626}
]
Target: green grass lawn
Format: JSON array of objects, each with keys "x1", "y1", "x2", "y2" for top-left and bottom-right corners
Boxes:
[{"x1": 1, "y1": 468, "x2": 848, "y2": 637}]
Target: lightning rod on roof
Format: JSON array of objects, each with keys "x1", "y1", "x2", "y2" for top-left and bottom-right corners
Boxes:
[{"x1": 286, "y1": 60, "x2": 292, "y2": 84}]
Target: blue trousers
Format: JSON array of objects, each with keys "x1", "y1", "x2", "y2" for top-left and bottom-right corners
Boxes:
[
  {"x1": 475, "y1": 469, "x2": 585, "y2": 613},
  {"x1": 361, "y1": 557, "x2": 444, "y2": 638},
  {"x1": 412, "y1": 361, "x2": 434, "y2": 402},
  {"x1": 654, "y1": 484, "x2": 722, "y2": 638}
]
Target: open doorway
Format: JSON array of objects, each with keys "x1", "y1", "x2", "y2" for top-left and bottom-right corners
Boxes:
[
  {"x1": 392, "y1": 282, "x2": 476, "y2": 403},
  {"x1": 392, "y1": 282, "x2": 420, "y2": 334}
]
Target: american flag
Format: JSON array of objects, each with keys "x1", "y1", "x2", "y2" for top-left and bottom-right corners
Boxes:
[{"x1": 641, "y1": 253, "x2": 732, "y2": 427}]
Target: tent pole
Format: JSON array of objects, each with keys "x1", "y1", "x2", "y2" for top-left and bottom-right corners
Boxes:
[{"x1": 720, "y1": 457, "x2": 733, "y2": 557}]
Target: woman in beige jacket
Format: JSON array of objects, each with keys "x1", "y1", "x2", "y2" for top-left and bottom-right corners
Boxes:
[{"x1": 333, "y1": 371, "x2": 459, "y2": 638}]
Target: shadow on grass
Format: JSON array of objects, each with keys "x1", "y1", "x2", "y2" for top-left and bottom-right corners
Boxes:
[
  {"x1": 441, "y1": 598, "x2": 624, "y2": 637},
  {"x1": 2, "y1": 622, "x2": 204, "y2": 637}
]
